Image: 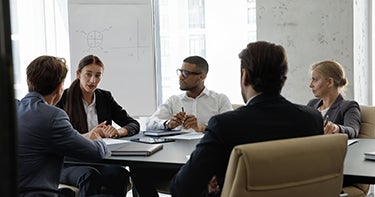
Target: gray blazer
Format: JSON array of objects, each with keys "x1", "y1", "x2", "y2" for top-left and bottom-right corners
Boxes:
[
  {"x1": 307, "y1": 94, "x2": 360, "y2": 138},
  {"x1": 16, "y1": 92, "x2": 110, "y2": 193}
]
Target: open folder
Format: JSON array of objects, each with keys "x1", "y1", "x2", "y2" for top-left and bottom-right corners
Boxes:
[{"x1": 110, "y1": 142, "x2": 163, "y2": 156}]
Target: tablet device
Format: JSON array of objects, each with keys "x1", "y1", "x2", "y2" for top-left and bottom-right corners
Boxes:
[{"x1": 131, "y1": 137, "x2": 175, "y2": 144}]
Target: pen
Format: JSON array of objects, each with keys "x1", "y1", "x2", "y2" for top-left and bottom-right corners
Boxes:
[
  {"x1": 181, "y1": 107, "x2": 184, "y2": 112},
  {"x1": 323, "y1": 115, "x2": 329, "y2": 127}
]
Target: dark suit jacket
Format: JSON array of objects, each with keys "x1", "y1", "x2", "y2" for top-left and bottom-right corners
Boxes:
[
  {"x1": 17, "y1": 92, "x2": 109, "y2": 192},
  {"x1": 57, "y1": 88, "x2": 140, "y2": 135},
  {"x1": 307, "y1": 94, "x2": 360, "y2": 139},
  {"x1": 170, "y1": 94, "x2": 324, "y2": 197}
]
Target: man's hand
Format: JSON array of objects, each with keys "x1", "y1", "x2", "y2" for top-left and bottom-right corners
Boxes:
[
  {"x1": 167, "y1": 111, "x2": 186, "y2": 129},
  {"x1": 182, "y1": 115, "x2": 206, "y2": 132}
]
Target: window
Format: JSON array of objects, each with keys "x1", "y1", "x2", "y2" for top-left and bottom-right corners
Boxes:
[
  {"x1": 188, "y1": 0, "x2": 205, "y2": 28},
  {"x1": 10, "y1": 0, "x2": 70, "y2": 100},
  {"x1": 157, "y1": 0, "x2": 256, "y2": 104},
  {"x1": 11, "y1": 0, "x2": 257, "y2": 107},
  {"x1": 189, "y1": 34, "x2": 206, "y2": 57}
]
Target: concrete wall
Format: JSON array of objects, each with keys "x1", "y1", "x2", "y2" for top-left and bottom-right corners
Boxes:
[{"x1": 257, "y1": 0, "x2": 370, "y2": 105}]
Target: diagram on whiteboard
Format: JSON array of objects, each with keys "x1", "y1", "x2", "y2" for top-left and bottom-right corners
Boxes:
[
  {"x1": 74, "y1": 19, "x2": 150, "y2": 60},
  {"x1": 76, "y1": 26, "x2": 112, "y2": 53}
]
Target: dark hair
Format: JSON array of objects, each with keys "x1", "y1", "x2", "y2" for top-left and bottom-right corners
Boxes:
[
  {"x1": 65, "y1": 55, "x2": 104, "y2": 133},
  {"x1": 183, "y1": 56, "x2": 209, "y2": 74},
  {"x1": 27, "y1": 55, "x2": 68, "y2": 96},
  {"x1": 239, "y1": 41, "x2": 288, "y2": 94}
]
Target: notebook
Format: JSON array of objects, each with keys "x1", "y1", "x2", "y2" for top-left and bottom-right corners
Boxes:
[
  {"x1": 143, "y1": 129, "x2": 185, "y2": 137},
  {"x1": 110, "y1": 141, "x2": 163, "y2": 156}
]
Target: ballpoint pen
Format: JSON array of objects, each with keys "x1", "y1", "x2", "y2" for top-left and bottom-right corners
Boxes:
[{"x1": 323, "y1": 115, "x2": 329, "y2": 127}]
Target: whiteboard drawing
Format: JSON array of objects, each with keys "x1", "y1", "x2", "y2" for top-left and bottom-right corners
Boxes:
[
  {"x1": 68, "y1": 2, "x2": 156, "y2": 116},
  {"x1": 77, "y1": 26, "x2": 112, "y2": 53}
]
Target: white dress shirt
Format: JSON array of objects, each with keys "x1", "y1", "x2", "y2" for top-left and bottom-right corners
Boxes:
[
  {"x1": 146, "y1": 88, "x2": 232, "y2": 130},
  {"x1": 82, "y1": 94, "x2": 98, "y2": 132}
]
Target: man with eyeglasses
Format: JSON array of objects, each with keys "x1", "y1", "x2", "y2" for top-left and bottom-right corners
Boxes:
[
  {"x1": 131, "y1": 56, "x2": 232, "y2": 197},
  {"x1": 146, "y1": 55, "x2": 232, "y2": 133}
]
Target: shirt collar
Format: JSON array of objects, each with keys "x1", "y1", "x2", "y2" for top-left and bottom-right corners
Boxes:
[
  {"x1": 183, "y1": 87, "x2": 209, "y2": 99},
  {"x1": 82, "y1": 93, "x2": 96, "y2": 107},
  {"x1": 245, "y1": 93, "x2": 261, "y2": 105}
]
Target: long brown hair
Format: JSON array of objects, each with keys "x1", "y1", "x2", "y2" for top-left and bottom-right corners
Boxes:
[{"x1": 64, "y1": 55, "x2": 104, "y2": 133}]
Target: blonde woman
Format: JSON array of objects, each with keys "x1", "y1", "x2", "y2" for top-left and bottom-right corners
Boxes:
[{"x1": 307, "y1": 60, "x2": 360, "y2": 139}]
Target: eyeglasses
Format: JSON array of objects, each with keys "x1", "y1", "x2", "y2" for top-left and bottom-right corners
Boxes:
[{"x1": 176, "y1": 69, "x2": 202, "y2": 78}]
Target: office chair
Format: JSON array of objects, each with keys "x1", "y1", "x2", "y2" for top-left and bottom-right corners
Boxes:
[
  {"x1": 342, "y1": 105, "x2": 375, "y2": 197},
  {"x1": 221, "y1": 134, "x2": 348, "y2": 197}
]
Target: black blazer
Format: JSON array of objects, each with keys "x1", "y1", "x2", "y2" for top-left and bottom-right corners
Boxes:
[
  {"x1": 170, "y1": 94, "x2": 324, "y2": 197},
  {"x1": 307, "y1": 94, "x2": 360, "y2": 139},
  {"x1": 57, "y1": 88, "x2": 140, "y2": 136}
]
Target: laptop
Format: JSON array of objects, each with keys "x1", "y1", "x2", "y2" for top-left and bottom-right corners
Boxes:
[
  {"x1": 143, "y1": 129, "x2": 185, "y2": 137},
  {"x1": 110, "y1": 142, "x2": 163, "y2": 156}
]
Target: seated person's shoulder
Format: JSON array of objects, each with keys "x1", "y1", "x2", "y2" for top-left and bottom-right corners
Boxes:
[
  {"x1": 340, "y1": 99, "x2": 359, "y2": 108},
  {"x1": 207, "y1": 89, "x2": 229, "y2": 98},
  {"x1": 95, "y1": 88, "x2": 111, "y2": 96}
]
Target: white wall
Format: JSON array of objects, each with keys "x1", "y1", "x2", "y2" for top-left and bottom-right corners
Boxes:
[{"x1": 257, "y1": 0, "x2": 371, "y2": 105}]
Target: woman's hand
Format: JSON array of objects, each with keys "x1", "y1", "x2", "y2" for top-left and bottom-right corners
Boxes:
[
  {"x1": 324, "y1": 121, "x2": 340, "y2": 134},
  {"x1": 208, "y1": 176, "x2": 220, "y2": 194},
  {"x1": 102, "y1": 125, "x2": 121, "y2": 138},
  {"x1": 89, "y1": 121, "x2": 107, "y2": 137}
]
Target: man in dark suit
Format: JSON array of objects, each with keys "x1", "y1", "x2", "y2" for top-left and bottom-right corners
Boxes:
[
  {"x1": 16, "y1": 55, "x2": 110, "y2": 196},
  {"x1": 170, "y1": 41, "x2": 324, "y2": 197}
]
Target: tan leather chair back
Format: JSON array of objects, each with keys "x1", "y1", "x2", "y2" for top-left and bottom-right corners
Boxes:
[
  {"x1": 358, "y1": 105, "x2": 375, "y2": 139},
  {"x1": 221, "y1": 134, "x2": 348, "y2": 197}
]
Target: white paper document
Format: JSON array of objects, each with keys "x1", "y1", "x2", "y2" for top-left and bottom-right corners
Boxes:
[
  {"x1": 165, "y1": 132, "x2": 204, "y2": 140},
  {"x1": 347, "y1": 139, "x2": 358, "y2": 146},
  {"x1": 102, "y1": 138, "x2": 130, "y2": 145}
]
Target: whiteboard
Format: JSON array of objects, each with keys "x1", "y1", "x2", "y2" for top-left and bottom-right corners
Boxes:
[{"x1": 68, "y1": 0, "x2": 156, "y2": 116}]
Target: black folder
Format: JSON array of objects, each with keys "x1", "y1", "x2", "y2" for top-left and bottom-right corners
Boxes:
[{"x1": 110, "y1": 142, "x2": 163, "y2": 156}]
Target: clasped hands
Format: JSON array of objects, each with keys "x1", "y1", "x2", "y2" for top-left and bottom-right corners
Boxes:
[
  {"x1": 166, "y1": 111, "x2": 206, "y2": 132},
  {"x1": 84, "y1": 121, "x2": 128, "y2": 140}
]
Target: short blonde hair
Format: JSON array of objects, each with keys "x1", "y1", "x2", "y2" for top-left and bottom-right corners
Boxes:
[{"x1": 311, "y1": 60, "x2": 348, "y2": 89}]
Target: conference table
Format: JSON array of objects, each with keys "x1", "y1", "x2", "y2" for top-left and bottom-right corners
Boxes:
[
  {"x1": 79, "y1": 134, "x2": 375, "y2": 184},
  {"x1": 344, "y1": 139, "x2": 375, "y2": 184},
  {"x1": 101, "y1": 133, "x2": 201, "y2": 170}
]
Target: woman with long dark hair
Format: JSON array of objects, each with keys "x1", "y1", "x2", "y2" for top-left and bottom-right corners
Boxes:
[{"x1": 57, "y1": 54, "x2": 140, "y2": 197}]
